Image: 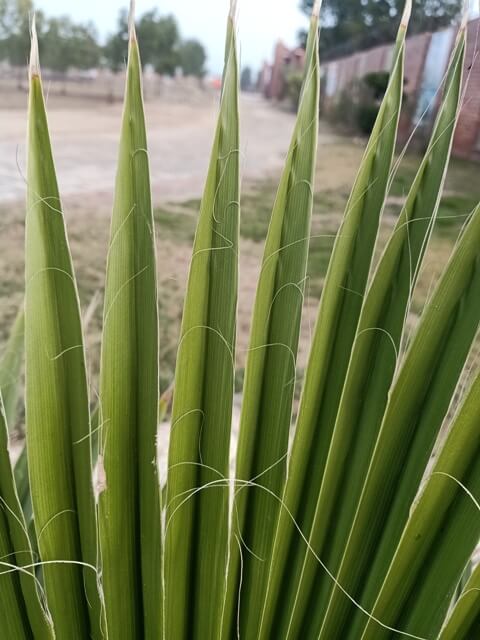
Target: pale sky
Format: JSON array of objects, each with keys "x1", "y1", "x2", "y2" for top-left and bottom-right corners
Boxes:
[{"x1": 35, "y1": 0, "x2": 308, "y2": 75}]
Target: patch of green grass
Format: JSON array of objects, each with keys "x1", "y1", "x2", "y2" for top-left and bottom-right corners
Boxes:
[
  {"x1": 314, "y1": 190, "x2": 348, "y2": 213},
  {"x1": 240, "y1": 184, "x2": 341, "y2": 299},
  {"x1": 154, "y1": 204, "x2": 198, "y2": 242},
  {"x1": 389, "y1": 155, "x2": 419, "y2": 197},
  {"x1": 240, "y1": 183, "x2": 274, "y2": 242},
  {"x1": 436, "y1": 194, "x2": 478, "y2": 230},
  {"x1": 307, "y1": 235, "x2": 335, "y2": 298},
  {"x1": 390, "y1": 152, "x2": 480, "y2": 201},
  {"x1": 443, "y1": 156, "x2": 480, "y2": 195},
  {"x1": 386, "y1": 151, "x2": 479, "y2": 243}
]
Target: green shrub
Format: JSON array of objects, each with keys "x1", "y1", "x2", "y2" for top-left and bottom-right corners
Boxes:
[
  {"x1": 356, "y1": 102, "x2": 380, "y2": 134},
  {"x1": 355, "y1": 71, "x2": 390, "y2": 134},
  {"x1": 329, "y1": 71, "x2": 390, "y2": 135},
  {"x1": 363, "y1": 70, "x2": 390, "y2": 98},
  {"x1": 285, "y1": 70, "x2": 304, "y2": 111}
]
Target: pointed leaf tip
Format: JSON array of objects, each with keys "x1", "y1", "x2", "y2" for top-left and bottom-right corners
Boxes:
[
  {"x1": 460, "y1": 0, "x2": 469, "y2": 29},
  {"x1": 401, "y1": 0, "x2": 412, "y2": 27},
  {"x1": 29, "y1": 14, "x2": 40, "y2": 78}
]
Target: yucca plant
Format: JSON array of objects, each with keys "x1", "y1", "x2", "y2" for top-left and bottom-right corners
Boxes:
[{"x1": 0, "y1": 0, "x2": 479, "y2": 638}]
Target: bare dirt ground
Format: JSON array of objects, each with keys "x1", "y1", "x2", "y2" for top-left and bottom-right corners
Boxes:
[
  {"x1": 1, "y1": 88, "x2": 478, "y2": 417},
  {"x1": 0, "y1": 92, "x2": 341, "y2": 204},
  {"x1": 0, "y1": 90, "x2": 349, "y2": 376}
]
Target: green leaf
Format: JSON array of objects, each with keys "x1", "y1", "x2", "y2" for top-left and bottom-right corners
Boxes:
[
  {"x1": 164, "y1": 9, "x2": 239, "y2": 639},
  {"x1": 319, "y1": 199, "x2": 480, "y2": 639},
  {"x1": 279, "y1": 23, "x2": 467, "y2": 640},
  {"x1": 25, "y1": 22, "x2": 102, "y2": 639},
  {"x1": 12, "y1": 290, "x2": 102, "y2": 525},
  {"x1": 0, "y1": 393, "x2": 53, "y2": 639},
  {"x1": 361, "y1": 369, "x2": 480, "y2": 639},
  {"x1": 222, "y1": 8, "x2": 321, "y2": 639},
  {"x1": 0, "y1": 307, "x2": 24, "y2": 430},
  {"x1": 259, "y1": 8, "x2": 409, "y2": 638},
  {"x1": 0, "y1": 507, "x2": 29, "y2": 638},
  {"x1": 439, "y1": 563, "x2": 480, "y2": 640},
  {"x1": 13, "y1": 447, "x2": 31, "y2": 520},
  {"x1": 98, "y1": 16, "x2": 161, "y2": 640}
]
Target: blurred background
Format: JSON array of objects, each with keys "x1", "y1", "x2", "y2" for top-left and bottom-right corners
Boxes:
[{"x1": 0, "y1": 0, "x2": 480, "y2": 418}]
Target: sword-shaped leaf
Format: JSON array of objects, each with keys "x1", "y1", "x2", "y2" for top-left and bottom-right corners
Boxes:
[
  {"x1": 361, "y1": 369, "x2": 480, "y2": 639},
  {"x1": 259, "y1": 5, "x2": 410, "y2": 638},
  {"x1": 320, "y1": 199, "x2": 480, "y2": 638},
  {"x1": 222, "y1": 4, "x2": 321, "y2": 638},
  {"x1": 281, "y1": 22, "x2": 467, "y2": 640},
  {"x1": 0, "y1": 307, "x2": 24, "y2": 430},
  {"x1": 164, "y1": 5, "x2": 239, "y2": 638},
  {"x1": 25, "y1": 19, "x2": 102, "y2": 638},
  {"x1": 98, "y1": 6, "x2": 161, "y2": 638},
  {"x1": 0, "y1": 393, "x2": 53, "y2": 639},
  {"x1": 439, "y1": 563, "x2": 480, "y2": 640}
]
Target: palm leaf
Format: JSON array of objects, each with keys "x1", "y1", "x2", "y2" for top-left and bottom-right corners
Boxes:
[
  {"x1": 0, "y1": 393, "x2": 53, "y2": 639},
  {"x1": 164, "y1": 5, "x2": 239, "y2": 638},
  {"x1": 223, "y1": 4, "x2": 321, "y2": 637},
  {"x1": 361, "y1": 367, "x2": 480, "y2": 639},
  {"x1": 320, "y1": 197, "x2": 480, "y2": 638},
  {"x1": 259, "y1": 5, "x2": 410, "y2": 638},
  {"x1": 25, "y1": 19, "x2": 102, "y2": 638},
  {"x1": 439, "y1": 563, "x2": 480, "y2": 640},
  {"x1": 280, "y1": 21, "x2": 467, "y2": 640},
  {"x1": 98, "y1": 8, "x2": 161, "y2": 638},
  {"x1": 0, "y1": 308, "x2": 24, "y2": 430}
]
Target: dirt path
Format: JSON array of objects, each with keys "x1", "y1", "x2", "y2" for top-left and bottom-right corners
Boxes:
[
  {"x1": 0, "y1": 93, "x2": 340, "y2": 205},
  {"x1": 0, "y1": 90, "x2": 362, "y2": 378}
]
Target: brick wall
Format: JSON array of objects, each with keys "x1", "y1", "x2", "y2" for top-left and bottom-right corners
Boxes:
[
  {"x1": 264, "y1": 19, "x2": 480, "y2": 161},
  {"x1": 397, "y1": 32, "x2": 432, "y2": 140},
  {"x1": 453, "y1": 18, "x2": 480, "y2": 159},
  {"x1": 320, "y1": 20, "x2": 479, "y2": 161},
  {"x1": 269, "y1": 42, "x2": 290, "y2": 100},
  {"x1": 260, "y1": 42, "x2": 307, "y2": 101}
]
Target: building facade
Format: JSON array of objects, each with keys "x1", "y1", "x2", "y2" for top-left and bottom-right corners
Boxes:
[{"x1": 262, "y1": 18, "x2": 480, "y2": 161}]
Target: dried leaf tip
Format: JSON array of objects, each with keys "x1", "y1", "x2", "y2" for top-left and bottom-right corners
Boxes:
[
  {"x1": 29, "y1": 13, "x2": 40, "y2": 78},
  {"x1": 128, "y1": 0, "x2": 137, "y2": 41},
  {"x1": 229, "y1": 0, "x2": 238, "y2": 20},
  {"x1": 460, "y1": 0, "x2": 469, "y2": 29},
  {"x1": 312, "y1": 0, "x2": 322, "y2": 18},
  {"x1": 400, "y1": 0, "x2": 412, "y2": 27}
]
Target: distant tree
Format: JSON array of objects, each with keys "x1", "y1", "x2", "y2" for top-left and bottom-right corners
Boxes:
[
  {"x1": 300, "y1": 0, "x2": 463, "y2": 59},
  {"x1": 0, "y1": 0, "x2": 31, "y2": 38},
  {"x1": 104, "y1": 9, "x2": 181, "y2": 76},
  {"x1": 40, "y1": 19, "x2": 70, "y2": 73},
  {"x1": 240, "y1": 66, "x2": 253, "y2": 91},
  {"x1": 68, "y1": 22, "x2": 101, "y2": 70},
  {"x1": 41, "y1": 17, "x2": 100, "y2": 72},
  {"x1": 103, "y1": 9, "x2": 128, "y2": 72},
  {"x1": 137, "y1": 11, "x2": 179, "y2": 75},
  {"x1": 0, "y1": 1, "x2": 100, "y2": 72},
  {"x1": 178, "y1": 39, "x2": 206, "y2": 77},
  {"x1": 0, "y1": 0, "x2": 38, "y2": 67}
]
